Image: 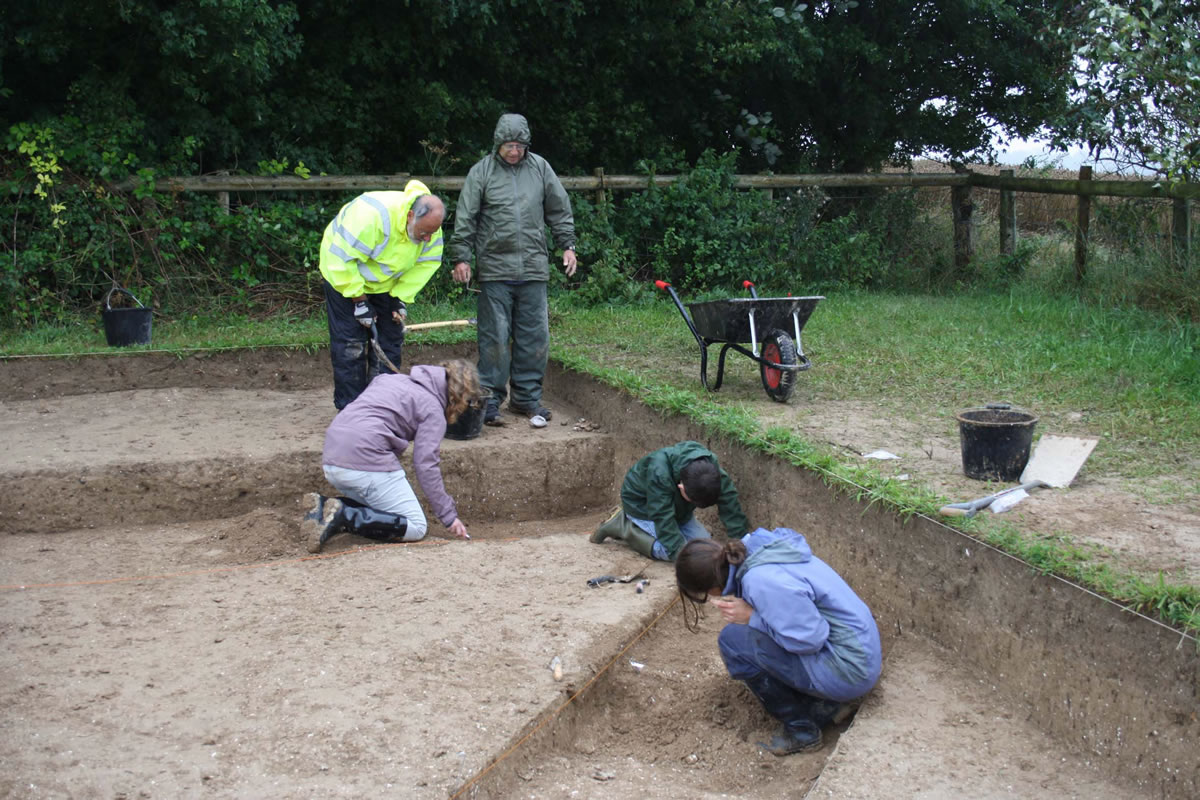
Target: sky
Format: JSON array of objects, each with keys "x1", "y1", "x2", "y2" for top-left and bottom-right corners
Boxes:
[{"x1": 994, "y1": 138, "x2": 1094, "y2": 170}]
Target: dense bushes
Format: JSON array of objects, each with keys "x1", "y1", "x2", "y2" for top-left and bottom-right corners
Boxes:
[
  {"x1": 1, "y1": 140, "x2": 916, "y2": 325},
  {"x1": 3, "y1": 128, "x2": 1195, "y2": 327}
]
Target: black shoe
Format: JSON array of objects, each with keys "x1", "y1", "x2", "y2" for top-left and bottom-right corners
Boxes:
[
  {"x1": 509, "y1": 402, "x2": 552, "y2": 421},
  {"x1": 759, "y1": 721, "x2": 823, "y2": 756},
  {"x1": 742, "y1": 672, "x2": 826, "y2": 756},
  {"x1": 483, "y1": 396, "x2": 500, "y2": 425}
]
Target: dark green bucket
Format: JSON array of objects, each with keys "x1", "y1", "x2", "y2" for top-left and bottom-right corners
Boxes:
[
  {"x1": 955, "y1": 403, "x2": 1038, "y2": 482},
  {"x1": 102, "y1": 288, "x2": 152, "y2": 347}
]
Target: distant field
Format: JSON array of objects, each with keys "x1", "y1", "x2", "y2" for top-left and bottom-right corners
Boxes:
[{"x1": 893, "y1": 160, "x2": 1188, "y2": 236}]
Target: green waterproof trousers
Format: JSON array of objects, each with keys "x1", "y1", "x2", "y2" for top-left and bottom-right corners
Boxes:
[{"x1": 477, "y1": 280, "x2": 549, "y2": 409}]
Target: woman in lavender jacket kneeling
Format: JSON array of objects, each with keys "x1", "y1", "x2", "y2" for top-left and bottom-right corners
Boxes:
[{"x1": 303, "y1": 359, "x2": 480, "y2": 552}]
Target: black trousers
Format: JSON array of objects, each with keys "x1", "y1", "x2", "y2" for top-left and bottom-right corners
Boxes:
[{"x1": 323, "y1": 280, "x2": 404, "y2": 410}]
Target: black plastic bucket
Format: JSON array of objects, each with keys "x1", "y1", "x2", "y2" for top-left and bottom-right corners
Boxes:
[
  {"x1": 445, "y1": 400, "x2": 484, "y2": 440},
  {"x1": 102, "y1": 288, "x2": 153, "y2": 347},
  {"x1": 955, "y1": 403, "x2": 1038, "y2": 481}
]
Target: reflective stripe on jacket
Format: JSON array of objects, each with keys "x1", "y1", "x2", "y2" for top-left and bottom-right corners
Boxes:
[{"x1": 318, "y1": 180, "x2": 444, "y2": 302}]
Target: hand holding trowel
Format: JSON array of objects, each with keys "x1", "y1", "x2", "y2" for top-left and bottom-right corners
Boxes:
[{"x1": 939, "y1": 434, "x2": 1098, "y2": 518}]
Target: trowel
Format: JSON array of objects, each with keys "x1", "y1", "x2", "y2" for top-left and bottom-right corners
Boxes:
[{"x1": 938, "y1": 434, "x2": 1098, "y2": 517}]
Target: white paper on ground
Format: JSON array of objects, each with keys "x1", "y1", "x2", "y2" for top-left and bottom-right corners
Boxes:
[
  {"x1": 989, "y1": 488, "x2": 1029, "y2": 513},
  {"x1": 1020, "y1": 434, "x2": 1099, "y2": 487},
  {"x1": 863, "y1": 450, "x2": 900, "y2": 460},
  {"x1": 529, "y1": 415, "x2": 548, "y2": 428}
]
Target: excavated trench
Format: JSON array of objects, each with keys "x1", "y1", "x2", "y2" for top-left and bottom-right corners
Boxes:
[{"x1": 0, "y1": 345, "x2": 1195, "y2": 799}]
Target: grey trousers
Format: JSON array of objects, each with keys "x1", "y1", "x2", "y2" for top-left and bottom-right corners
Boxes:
[{"x1": 477, "y1": 280, "x2": 549, "y2": 408}]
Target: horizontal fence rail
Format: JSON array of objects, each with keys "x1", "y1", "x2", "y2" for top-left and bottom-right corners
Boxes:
[
  {"x1": 112, "y1": 168, "x2": 1194, "y2": 277},
  {"x1": 116, "y1": 171, "x2": 1198, "y2": 200}
]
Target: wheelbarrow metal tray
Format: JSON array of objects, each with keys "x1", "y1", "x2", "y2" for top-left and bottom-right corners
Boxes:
[{"x1": 686, "y1": 296, "x2": 824, "y2": 342}]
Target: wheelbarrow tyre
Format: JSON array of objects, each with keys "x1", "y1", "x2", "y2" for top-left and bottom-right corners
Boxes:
[{"x1": 760, "y1": 329, "x2": 797, "y2": 403}]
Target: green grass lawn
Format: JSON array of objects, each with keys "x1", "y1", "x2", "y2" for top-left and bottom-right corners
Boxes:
[{"x1": 552, "y1": 289, "x2": 1198, "y2": 482}]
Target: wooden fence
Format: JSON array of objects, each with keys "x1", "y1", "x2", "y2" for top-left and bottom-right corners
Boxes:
[{"x1": 120, "y1": 169, "x2": 1196, "y2": 279}]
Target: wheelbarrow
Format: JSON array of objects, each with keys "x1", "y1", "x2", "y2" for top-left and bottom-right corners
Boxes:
[{"x1": 656, "y1": 279, "x2": 824, "y2": 403}]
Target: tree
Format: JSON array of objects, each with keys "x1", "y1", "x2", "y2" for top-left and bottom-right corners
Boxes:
[
  {"x1": 2, "y1": 0, "x2": 1082, "y2": 176},
  {"x1": 1, "y1": 0, "x2": 302, "y2": 175},
  {"x1": 1050, "y1": 0, "x2": 1200, "y2": 180}
]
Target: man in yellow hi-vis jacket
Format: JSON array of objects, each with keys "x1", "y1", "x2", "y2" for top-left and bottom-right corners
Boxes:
[{"x1": 318, "y1": 180, "x2": 446, "y2": 409}]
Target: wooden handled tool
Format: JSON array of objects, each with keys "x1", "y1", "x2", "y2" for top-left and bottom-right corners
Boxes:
[{"x1": 405, "y1": 318, "x2": 476, "y2": 332}]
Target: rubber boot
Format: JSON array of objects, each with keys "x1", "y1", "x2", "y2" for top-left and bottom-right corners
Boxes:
[
  {"x1": 341, "y1": 503, "x2": 411, "y2": 543},
  {"x1": 303, "y1": 493, "x2": 346, "y2": 554},
  {"x1": 808, "y1": 696, "x2": 862, "y2": 727},
  {"x1": 742, "y1": 672, "x2": 823, "y2": 756},
  {"x1": 589, "y1": 507, "x2": 633, "y2": 544},
  {"x1": 623, "y1": 526, "x2": 658, "y2": 559}
]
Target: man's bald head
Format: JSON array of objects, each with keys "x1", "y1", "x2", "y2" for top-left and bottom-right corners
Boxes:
[{"x1": 408, "y1": 194, "x2": 445, "y2": 242}]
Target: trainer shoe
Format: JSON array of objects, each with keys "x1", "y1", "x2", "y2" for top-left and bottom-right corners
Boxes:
[{"x1": 509, "y1": 402, "x2": 553, "y2": 421}]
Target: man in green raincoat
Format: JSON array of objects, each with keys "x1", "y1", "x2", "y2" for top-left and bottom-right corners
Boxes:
[{"x1": 449, "y1": 113, "x2": 577, "y2": 424}]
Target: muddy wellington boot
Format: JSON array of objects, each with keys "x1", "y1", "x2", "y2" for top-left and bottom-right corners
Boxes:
[
  {"x1": 742, "y1": 671, "x2": 824, "y2": 756},
  {"x1": 589, "y1": 508, "x2": 659, "y2": 559},
  {"x1": 589, "y1": 507, "x2": 633, "y2": 544},
  {"x1": 623, "y1": 526, "x2": 658, "y2": 559},
  {"x1": 807, "y1": 696, "x2": 862, "y2": 727},
  {"x1": 303, "y1": 493, "x2": 346, "y2": 554},
  {"x1": 340, "y1": 502, "x2": 412, "y2": 543}
]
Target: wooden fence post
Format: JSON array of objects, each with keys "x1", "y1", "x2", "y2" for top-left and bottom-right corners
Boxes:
[
  {"x1": 951, "y1": 162, "x2": 975, "y2": 271},
  {"x1": 1074, "y1": 166, "x2": 1092, "y2": 284},
  {"x1": 1173, "y1": 197, "x2": 1192, "y2": 267},
  {"x1": 217, "y1": 170, "x2": 230, "y2": 215},
  {"x1": 999, "y1": 168, "x2": 1017, "y2": 256},
  {"x1": 593, "y1": 167, "x2": 606, "y2": 209}
]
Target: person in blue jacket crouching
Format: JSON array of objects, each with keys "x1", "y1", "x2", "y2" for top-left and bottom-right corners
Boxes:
[{"x1": 675, "y1": 527, "x2": 882, "y2": 755}]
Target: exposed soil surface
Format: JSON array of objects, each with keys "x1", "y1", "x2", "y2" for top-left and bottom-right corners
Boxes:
[{"x1": 0, "y1": 347, "x2": 1178, "y2": 798}]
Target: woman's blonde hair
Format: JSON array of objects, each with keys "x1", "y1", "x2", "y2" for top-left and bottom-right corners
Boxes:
[{"x1": 439, "y1": 359, "x2": 482, "y2": 424}]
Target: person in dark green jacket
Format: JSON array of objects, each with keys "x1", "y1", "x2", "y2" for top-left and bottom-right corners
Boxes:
[
  {"x1": 449, "y1": 113, "x2": 577, "y2": 424},
  {"x1": 590, "y1": 441, "x2": 751, "y2": 561}
]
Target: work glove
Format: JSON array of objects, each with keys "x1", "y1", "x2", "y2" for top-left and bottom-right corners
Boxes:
[
  {"x1": 390, "y1": 297, "x2": 408, "y2": 320},
  {"x1": 353, "y1": 301, "x2": 376, "y2": 328}
]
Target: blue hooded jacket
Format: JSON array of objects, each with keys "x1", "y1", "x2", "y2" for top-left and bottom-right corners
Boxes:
[{"x1": 723, "y1": 527, "x2": 882, "y2": 701}]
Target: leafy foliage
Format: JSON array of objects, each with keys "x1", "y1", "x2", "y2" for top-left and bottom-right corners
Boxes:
[
  {"x1": 1050, "y1": 0, "x2": 1200, "y2": 180},
  {"x1": 2, "y1": 0, "x2": 1080, "y2": 176},
  {"x1": 617, "y1": 151, "x2": 777, "y2": 289}
]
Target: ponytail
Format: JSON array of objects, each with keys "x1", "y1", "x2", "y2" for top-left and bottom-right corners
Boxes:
[{"x1": 676, "y1": 538, "x2": 744, "y2": 632}]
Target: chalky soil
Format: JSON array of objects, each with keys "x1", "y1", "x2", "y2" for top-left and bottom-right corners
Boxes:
[{"x1": 0, "y1": 347, "x2": 1188, "y2": 798}]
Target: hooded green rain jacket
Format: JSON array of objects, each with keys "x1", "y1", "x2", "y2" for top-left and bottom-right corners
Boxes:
[{"x1": 449, "y1": 114, "x2": 575, "y2": 281}]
